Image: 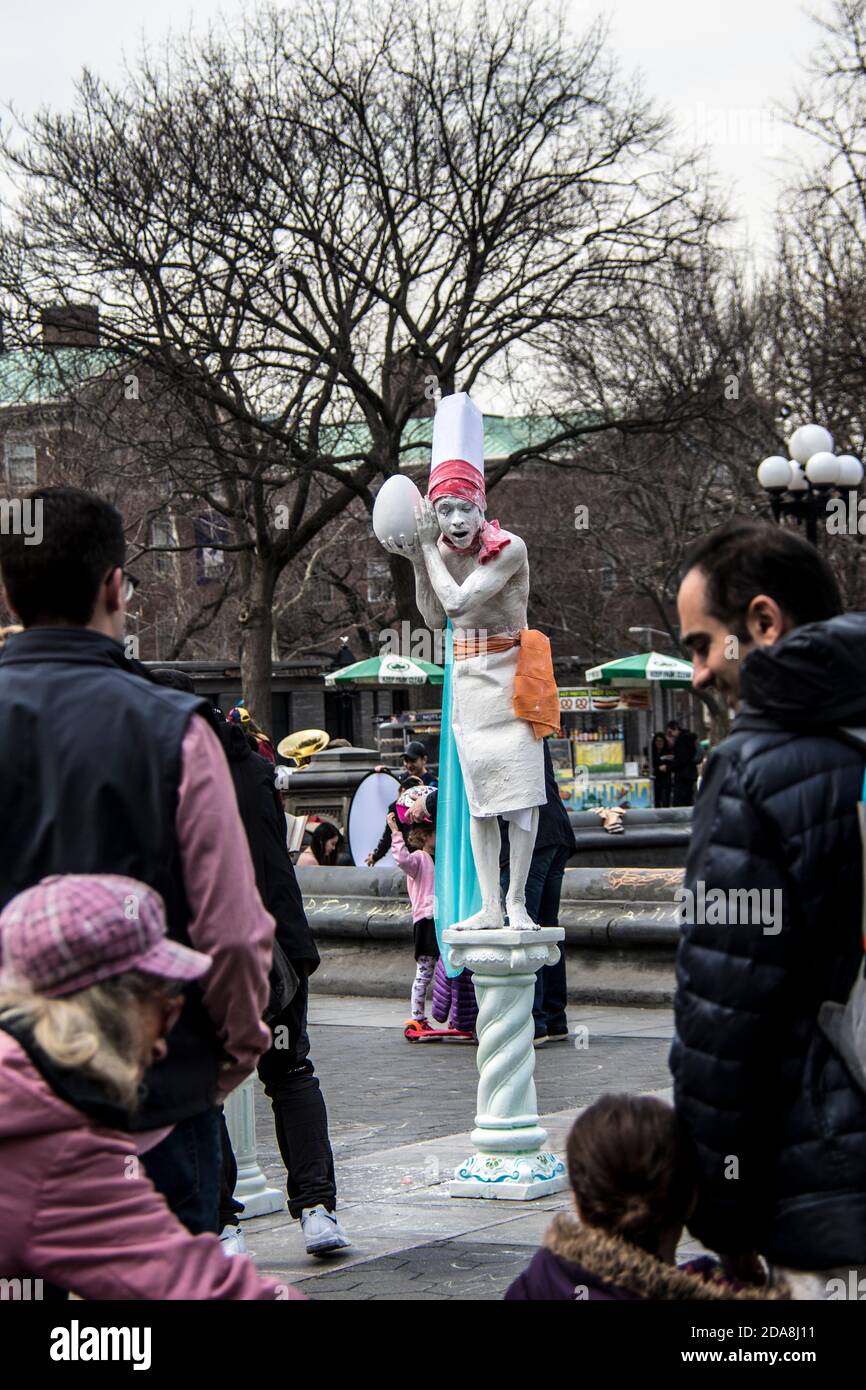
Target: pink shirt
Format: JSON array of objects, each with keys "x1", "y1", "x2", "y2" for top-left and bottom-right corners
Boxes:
[
  {"x1": 390, "y1": 827, "x2": 435, "y2": 922},
  {"x1": 176, "y1": 716, "x2": 275, "y2": 1098}
]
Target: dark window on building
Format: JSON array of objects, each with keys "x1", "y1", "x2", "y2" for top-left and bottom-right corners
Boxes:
[{"x1": 4, "y1": 436, "x2": 37, "y2": 488}]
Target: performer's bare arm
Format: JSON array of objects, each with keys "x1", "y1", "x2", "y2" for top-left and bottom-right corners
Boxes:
[
  {"x1": 415, "y1": 499, "x2": 525, "y2": 621},
  {"x1": 380, "y1": 527, "x2": 446, "y2": 628}
]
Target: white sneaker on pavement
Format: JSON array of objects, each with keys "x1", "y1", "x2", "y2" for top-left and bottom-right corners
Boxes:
[
  {"x1": 219, "y1": 1224, "x2": 248, "y2": 1256},
  {"x1": 300, "y1": 1204, "x2": 351, "y2": 1257}
]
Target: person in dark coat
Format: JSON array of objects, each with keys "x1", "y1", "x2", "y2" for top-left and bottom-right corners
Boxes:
[
  {"x1": 500, "y1": 739, "x2": 577, "y2": 1042},
  {"x1": 215, "y1": 716, "x2": 349, "y2": 1255},
  {"x1": 506, "y1": 1093, "x2": 785, "y2": 1301},
  {"x1": 152, "y1": 673, "x2": 349, "y2": 1258},
  {"x1": 0, "y1": 493, "x2": 275, "y2": 1240},
  {"x1": 672, "y1": 518, "x2": 866, "y2": 1293},
  {"x1": 650, "y1": 731, "x2": 672, "y2": 807},
  {"x1": 666, "y1": 721, "x2": 699, "y2": 806}
]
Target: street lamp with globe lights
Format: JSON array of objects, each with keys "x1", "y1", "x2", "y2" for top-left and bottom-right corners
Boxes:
[{"x1": 757, "y1": 423, "x2": 864, "y2": 546}]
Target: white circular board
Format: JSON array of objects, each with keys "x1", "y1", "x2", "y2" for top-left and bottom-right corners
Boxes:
[{"x1": 347, "y1": 770, "x2": 402, "y2": 867}]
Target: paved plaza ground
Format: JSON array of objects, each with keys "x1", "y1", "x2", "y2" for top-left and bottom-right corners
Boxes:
[{"x1": 241, "y1": 995, "x2": 694, "y2": 1300}]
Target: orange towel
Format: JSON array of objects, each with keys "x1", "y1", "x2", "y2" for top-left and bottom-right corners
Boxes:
[{"x1": 513, "y1": 629, "x2": 561, "y2": 739}]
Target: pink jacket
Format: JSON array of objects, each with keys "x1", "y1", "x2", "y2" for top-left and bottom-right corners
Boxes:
[
  {"x1": 0, "y1": 1032, "x2": 305, "y2": 1301},
  {"x1": 390, "y1": 827, "x2": 434, "y2": 922}
]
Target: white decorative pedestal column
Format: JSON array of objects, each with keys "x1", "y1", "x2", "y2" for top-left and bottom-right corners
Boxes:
[
  {"x1": 223, "y1": 1075, "x2": 284, "y2": 1218},
  {"x1": 444, "y1": 926, "x2": 569, "y2": 1199}
]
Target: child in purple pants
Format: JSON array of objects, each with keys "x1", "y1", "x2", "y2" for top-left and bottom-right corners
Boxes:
[{"x1": 431, "y1": 958, "x2": 478, "y2": 1034}]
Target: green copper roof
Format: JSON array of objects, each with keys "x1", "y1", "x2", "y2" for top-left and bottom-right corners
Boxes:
[
  {"x1": 0, "y1": 349, "x2": 582, "y2": 461},
  {"x1": 0, "y1": 349, "x2": 119, "y2": 406},
  {"x1": 321, "y1": 412, "x2": 581, "y2": 463}
]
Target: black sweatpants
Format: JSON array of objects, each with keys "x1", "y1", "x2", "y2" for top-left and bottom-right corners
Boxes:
[{"x1": 256, "y1": 964, "x2": 337, "y2": 1220}]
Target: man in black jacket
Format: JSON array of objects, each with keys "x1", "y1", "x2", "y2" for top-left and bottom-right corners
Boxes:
[
  {"x1": 666, "y1": 720, "x2": 699, "y2": 806},
  {"x1": 152, "y1": 671, "x2": 349, "y2": 1258},
  {"x1": 500, "y1": 739, "x2": 576, "y2": 1044},
  {"x1": 672, "y1": 517, "x2": 866, "y2": 1294},
  {"x1": 0, "y1": 488, "x2": 274, "y2": 1237},
  {"x1": 212, "y1": 715, "x2": 349, "y2": 1255}
]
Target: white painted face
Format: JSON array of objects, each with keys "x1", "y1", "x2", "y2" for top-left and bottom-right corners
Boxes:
[{"x1": 433, "y1": 496, "x2": 484, "y2": 549}]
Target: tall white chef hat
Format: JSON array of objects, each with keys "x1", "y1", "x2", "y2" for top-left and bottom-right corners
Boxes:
[{"x1": 428, "y1": 393, "x2": 485, "y2": 508}]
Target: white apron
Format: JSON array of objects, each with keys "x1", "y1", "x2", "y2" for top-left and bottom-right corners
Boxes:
[{"x1": 449, "y1": 644, "x2": 545, "y2": 818}]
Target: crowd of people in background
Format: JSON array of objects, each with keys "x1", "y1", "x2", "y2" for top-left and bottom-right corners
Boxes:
[{"x1": 649, "y1": 721, "x2": 701, "y2": 808}]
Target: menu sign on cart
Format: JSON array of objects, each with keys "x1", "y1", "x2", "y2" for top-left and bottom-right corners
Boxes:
[{"x1": 558, "y1": 687, "x2": 650, "y2": 713}]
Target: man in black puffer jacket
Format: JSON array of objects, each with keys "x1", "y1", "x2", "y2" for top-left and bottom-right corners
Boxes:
[{"x1": 671, "y1": 518, "x2": 866, "y2": 1294}]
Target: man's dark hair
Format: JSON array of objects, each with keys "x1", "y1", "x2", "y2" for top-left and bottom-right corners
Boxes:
[
  {"x1": 682, "y1": 519, "x2": 843, "y2": 639},
  {"x1": 666, "y1": 720, "x2": 680, "y2": 732},
  {"x1": 149, "y1": 667, "x2": 196, "y2": 693},
  {"x1": 0, "y1": 486, "x2": 126, "y2": 627}
]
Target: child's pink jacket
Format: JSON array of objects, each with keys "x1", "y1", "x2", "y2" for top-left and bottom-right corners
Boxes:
[{"x1": 390, "y1": 827, "x2": 435, "y2": 922}]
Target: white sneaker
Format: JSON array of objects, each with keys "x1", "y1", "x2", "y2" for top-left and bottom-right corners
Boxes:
[
  {"x1": 300, "y1": 1204, "x2": 351, "y2": 1257},
  {"x1": 219, "y1": 1224, "x2": 248, "y2": 1257}
]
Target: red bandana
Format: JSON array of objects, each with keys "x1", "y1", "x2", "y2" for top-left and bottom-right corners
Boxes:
[{"x1": 428, "y1": 459, "x2": 511, "y2": 564}]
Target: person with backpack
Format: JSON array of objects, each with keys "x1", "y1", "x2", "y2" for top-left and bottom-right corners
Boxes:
[{"x1": 672, "y1": 518, "x2": 866, "y2": 1297}]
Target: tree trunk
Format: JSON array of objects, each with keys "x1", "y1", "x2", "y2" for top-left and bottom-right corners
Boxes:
[
  {"x1": 239, "y1": 563, "x2": 278, "y2": 735},
  {"x1": 388, "y1": 551, "x2": 425, "y2": 633}
]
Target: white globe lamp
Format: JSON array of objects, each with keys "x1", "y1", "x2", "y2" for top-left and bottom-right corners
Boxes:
[
  {"x1": 757, "y1": 456, "x2": 792, "y2": 491},
  {"x1": 789, "y1": 424, "x2": 834, "y2": 464},
  {"x1": 804, "y1": 451, "x2": 841, "y2": 487},
  {"x1": 836, "y1": 454, "x2": 864, "y2": 488}
]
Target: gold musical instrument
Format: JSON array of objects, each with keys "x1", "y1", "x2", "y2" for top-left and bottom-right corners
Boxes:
[{"x1": 277, "y1": 728, "x2": 330, "y2": 769}]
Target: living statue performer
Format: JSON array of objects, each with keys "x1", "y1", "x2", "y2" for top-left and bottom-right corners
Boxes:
[{"x1": 382, "y1": 392, "x2": 560, "y2": 931}]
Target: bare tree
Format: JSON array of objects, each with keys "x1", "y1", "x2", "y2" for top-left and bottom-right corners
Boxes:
[
  {"x1": 764, "y1": 2, "x2": 866, "y2": 448},
  {"x1": 753, "y1": 0, "x2": 866, "y2": 605},
  {"x1": 1, "y1": 0, "x2": 726, "y2": 728}
]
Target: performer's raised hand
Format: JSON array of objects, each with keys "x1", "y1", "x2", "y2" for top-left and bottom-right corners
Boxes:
[{"x1": 415, "y1": 498, "x2": 440, "y2": 547}]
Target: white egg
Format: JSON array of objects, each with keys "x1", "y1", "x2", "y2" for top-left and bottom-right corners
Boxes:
[{"x1": 372, "y1": 474, "x2": 423, "y2": 546}]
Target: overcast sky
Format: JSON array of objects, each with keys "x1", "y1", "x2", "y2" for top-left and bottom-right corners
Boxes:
[{"x1": 1, "y1": 0, "x2": 821, "y2": 262}]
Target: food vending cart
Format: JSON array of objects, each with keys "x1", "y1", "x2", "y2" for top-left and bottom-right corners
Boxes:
[{"x1": 555, "y1": 687, "x2": 653, "y2": 809}]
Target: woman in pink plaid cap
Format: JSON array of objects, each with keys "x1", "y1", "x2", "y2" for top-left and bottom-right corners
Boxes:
[{"x1": 0, "y1": 873, "x2": 305, "y2": 1301}]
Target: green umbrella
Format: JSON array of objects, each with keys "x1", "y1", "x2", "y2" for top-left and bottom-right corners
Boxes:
[
  {"x1": 585, "y1": 650, "x2": 693, "y2": 689},
  {"x1": 324, "y1": 653, "x2": 444, "y2": 687}
]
